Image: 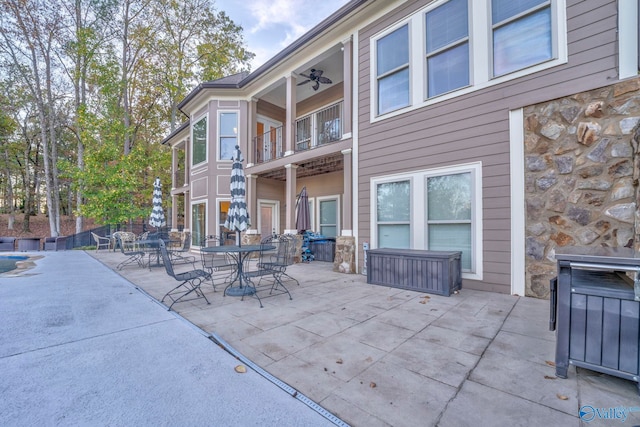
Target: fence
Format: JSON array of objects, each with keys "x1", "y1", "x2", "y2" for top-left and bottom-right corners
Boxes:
[{"x1": 64, "y1": 222, "x2": 179, "y2": 250}]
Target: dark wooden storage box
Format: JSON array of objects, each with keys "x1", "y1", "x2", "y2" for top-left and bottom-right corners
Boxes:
[
  {"x1": 553, "y1": 247, "x2": 640, "y2": 392},
  {"x1": 367, "y1": 248, "x2": 462, "y2": 296},
  {"x1": 309, "y1": 240, "x2": 335, "y2": 262}
]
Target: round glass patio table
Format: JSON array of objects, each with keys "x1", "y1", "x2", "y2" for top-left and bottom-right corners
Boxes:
[{"x1": 201, "y1": 244, "x2": 274, "y2": 296}]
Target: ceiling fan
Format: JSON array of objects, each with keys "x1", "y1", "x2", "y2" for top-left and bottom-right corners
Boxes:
[{"x1": 297, "y1": 69, "x2": 332, "y2": 91}]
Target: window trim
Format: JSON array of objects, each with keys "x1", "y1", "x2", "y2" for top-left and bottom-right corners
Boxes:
[
  {"x1": 191, "y1": 113, "x2": 208, "y2": 167},
  {"x1": 316, "y1": 195, "x2": 340, "y2": 238},
  {"x1": 618, "y1": 0, "x2": 639, "y2": 79},
  {"x1": 370, "y1": 0, "x2": 567, "y2": 123},
  {"x1": 372, "y1": 22, "x2": 412, "y2": 116},
  {"x1": 190, "y1": 200, "x2": 208, "y2": 249},
  {"x1": 370, "y1": 162, "x2": 483, "y2": 280},
  {"x1": 217, "y1": 110, "x2": 239, "y2": 162}
]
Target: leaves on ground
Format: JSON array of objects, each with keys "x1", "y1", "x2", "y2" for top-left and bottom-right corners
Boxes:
[
  {"x1": 234, "y1": 365, "x2": 247, "y2": 373},
  {"x1": 544, "y1": 375, "x2": 556, "y2": 380},
  {"x1": 336, "y1": 358, "x2": 343, "y2": 364},
  {"x1": 545, "y1": 360, "x2": 556, "y2": 367},
  {"x1": 556, "y1": 393, "x2": 569, "y2": 400},
  {"x1": 419, "y1": 295, "x2": 431, "y2": 304},
  {"x1": 370, "y1": 382, "x2": 377, "y2": 388}
]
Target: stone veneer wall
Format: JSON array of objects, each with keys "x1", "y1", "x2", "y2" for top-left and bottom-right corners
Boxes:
[
  {"x1": 524, "y1": 77, "x2": 640, "y2": 298},
  {"x1": 333, "y1": 236, "x2": 355, "y2": 273}
]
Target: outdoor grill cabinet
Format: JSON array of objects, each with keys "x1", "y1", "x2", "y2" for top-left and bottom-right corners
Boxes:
[
  {"x1": 551, "y1": 247, "x2": 640, "y2": 393},
  {"x1": 367, "y1": 248, "x2": 462, "y2": 296},
  {"x1": 309, "y1": 238, "x2": 336, "y2": 262}
]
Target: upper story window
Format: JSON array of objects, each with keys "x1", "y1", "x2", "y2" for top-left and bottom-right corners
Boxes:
[
  {"x1": 492, "y1": 0, "x2": 552, "y2": 77},
  {"x1": 425, "y1": 0, "x2": 469, "y2": 97},
  {"x1": 219, "y1": 111, "x2": 238, "y2": 161},
  {"x1": 376, "y1": 24, "x2": 410, "y2": 115},
  {"x1": 371, "y1": 0, "x2": 567, "y2": 121},
  {"x1": 192, "y1": 115, "x2": 207, "y2": 166}
]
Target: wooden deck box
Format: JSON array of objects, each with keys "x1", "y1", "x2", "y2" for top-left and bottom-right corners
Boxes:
[
  {"x1": 552, "y1": 247, "x2": 640, "y2": 392},
  {"x1": 367, "y1": 248, "x2": 462, "y2": 296},
  {"x1": 309, "y1": 240, "x2": 336, "y2": 262}
]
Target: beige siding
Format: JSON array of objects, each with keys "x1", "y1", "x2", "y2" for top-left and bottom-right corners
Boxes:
[{"x1": 356, "y1": 0, "x2": 620, "y2": 293}]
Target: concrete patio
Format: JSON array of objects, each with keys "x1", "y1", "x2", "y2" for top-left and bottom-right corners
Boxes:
[{"x1": 85, "y1": 248, "x2": 640, "y2": 427}]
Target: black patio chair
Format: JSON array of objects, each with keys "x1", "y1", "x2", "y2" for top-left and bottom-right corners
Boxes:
[
  {"x1": 243, "y1": 234, "x2": 294, "y2": 307},
  {"x1": 169, "y1": 231, "x2": 196, "y2": 267},
  {"x1": 200, "y1": 235, "x2": 236, "y2": 292},
  {"x1": 115, "y1": 236, "x2": 146, "y2": 270},
  {"x1": 158, "y1": 239, "x2": 211, "y2": 311}
]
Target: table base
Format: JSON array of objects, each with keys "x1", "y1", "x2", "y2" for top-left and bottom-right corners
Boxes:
[{"x1": 225, "y1": 285, "x2": 256, "y2": 296}]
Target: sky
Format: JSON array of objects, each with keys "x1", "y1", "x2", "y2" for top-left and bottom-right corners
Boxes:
[{"x1": 216, "y1": 0, "x2": 351, "y2": 70}]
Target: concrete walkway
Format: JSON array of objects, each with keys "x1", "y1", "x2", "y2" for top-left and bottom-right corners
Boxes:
[
  {"x1": 0, "y1": 251, "x2": 333, "y2": 426},
  {"x1": 2, "y1": 250, "x2": 639, "y2": 426}
]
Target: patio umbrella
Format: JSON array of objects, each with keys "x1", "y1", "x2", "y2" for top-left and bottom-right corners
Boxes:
[
  {"x1": 149, "y1": 177, "x2": 166, "y2": 229},
  {"x1": 296, "y1": 186, "x2": 311, "y2": 233},
  {"x1": 224, "y1": 145, "x2": 250, "y2": 245}
]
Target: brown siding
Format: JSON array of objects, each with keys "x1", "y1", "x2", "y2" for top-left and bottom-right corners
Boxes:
[
  {"x1": 257, "y1": 100, "x2": 285, "y2": 123},
  {"x1": 356, "y1": 0, "x2": 620, "y2": 293}
]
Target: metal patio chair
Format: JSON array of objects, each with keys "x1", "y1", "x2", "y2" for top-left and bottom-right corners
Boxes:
[
  {"x1": 168, "y1": 231, "x2": 196, "y2": 267},
  {"x1": 115, "y1": 236, "x2": 146, "y2": 270},
  {"x1": 243, "y1": 234, "x2": 294, "y2": 307},
  {"x1": 158, "y1": 239, "x2": 211, "y2": 311},
  {"x1": 200, "y1": 235, "x2": 237, "y2": 292}
]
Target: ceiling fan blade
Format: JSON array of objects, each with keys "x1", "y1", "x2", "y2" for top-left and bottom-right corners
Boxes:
[
  {"x1": 299, "y1": 73, "x2": 311, "y2": 79},
  {"x1": 312, "y1": 81, "x2": 320, "y2": 91},
  {"x1": 313, "y1": 69, "x2": 323, "y2": 77},
  {"x1": 317, "y1": 76, "x2": 332, "y2": 84},
  {"x1": 297, "y1": 79, "x2": 311, "y2": 86}
]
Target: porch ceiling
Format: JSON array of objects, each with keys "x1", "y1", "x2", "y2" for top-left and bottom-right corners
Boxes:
[{"x1": 258, "y1": 153, "x2": 343, "y2": 181}]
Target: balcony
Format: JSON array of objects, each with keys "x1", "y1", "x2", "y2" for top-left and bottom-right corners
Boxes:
[{"x1": 253, "y1": 101, "x2": 343, "y2": 165}]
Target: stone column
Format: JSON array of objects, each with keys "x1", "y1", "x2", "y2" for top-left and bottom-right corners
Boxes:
[{"x1": 333, "y1": 236, "x2": 356, "y2": 274}]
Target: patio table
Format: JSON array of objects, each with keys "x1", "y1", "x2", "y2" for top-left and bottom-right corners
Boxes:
[{"x1": 201, "y1": 244, "x2": 274, "y2": 297}]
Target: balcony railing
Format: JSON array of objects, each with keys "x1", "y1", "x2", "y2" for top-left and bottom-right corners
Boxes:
[
  {"x1": 254, "y1": 126, "x2": 284, "y2": 164},
  {"x1": 253, "y1": 101, "x2": 343, "y2": 165},
  {"x1": 174, "y1": 170, "x2": 186, "y2": 188},
  {"x1": 296, "y1": 102, "x2": 343, "y2": 151}
]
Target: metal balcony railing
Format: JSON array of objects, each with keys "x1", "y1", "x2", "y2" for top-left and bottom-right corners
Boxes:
[
  {"x1": 252, "y1": 101, "x2": 343, "y2": 165},
  {"x1": 174, "y1": 170, "x2": 186, "y2": 188},
  {"x1": 296, "y1": 102, "x2": 343, "y2": 151},
  {"x1": 254, "y1": 126, "x2": 284, "y2": 164}
]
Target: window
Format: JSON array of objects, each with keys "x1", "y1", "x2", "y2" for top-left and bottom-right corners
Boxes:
[
  {"x1": 191, "y1": 202, "x2": 206, "y2": 247},
  {"x1": 370, "y1": 0, "x2": 566, "y2": 120},
  {"x1": 318, "y1": 196, "x2": 339, "y2": 238},
  {"x1": 192, "y1": 115, "x2": 207, "y2": 166},
  {"x1": 492, "y1": 0, "x2": 552, "y2": 77},
  {"x1": 219, "y1": 112, "x2": 238, "y2": 161},
  {"x1": 371, "y1": 162, "x2": 482, "y2": 279},
  {"x1": 376, "y1": 180, "x2": 411, "y2": 248},
  {"x1": 425, "y1": 0, "x2": 469, "y2": 97},
  {"x1": 376, "y1": 24, "x2": 410, "y2": 115},
  {"x1": 426, "y1": 173, "x2": 472, "y2": 270}
]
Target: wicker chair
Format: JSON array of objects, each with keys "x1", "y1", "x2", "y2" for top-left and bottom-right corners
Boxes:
[{"x1": 91, "y1": 232, "x2": 110, "y2": 251}]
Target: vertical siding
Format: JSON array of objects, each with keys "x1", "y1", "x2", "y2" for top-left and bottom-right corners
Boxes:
[{"x1": 356, "y1": 0, "x2": 620, "y2": 293}]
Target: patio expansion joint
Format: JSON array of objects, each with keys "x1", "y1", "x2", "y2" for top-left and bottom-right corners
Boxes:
[
  {"x1": 432, "y1": 296, "x2": 520, "y2": 426},
  {"x1": 0, "y1": 319, "x2": 178, "y2": 360}
]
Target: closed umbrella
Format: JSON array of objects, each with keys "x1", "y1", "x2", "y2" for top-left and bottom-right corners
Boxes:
[
  {"x1": 296, "y1": 186, "x2": 311, "y2": 233},
  {"x1": 149, "y1": 177, "x2": 166, "y2": 229},
  {"x1": 224, "y1": 145, "x2": 250, "y2": 245}
]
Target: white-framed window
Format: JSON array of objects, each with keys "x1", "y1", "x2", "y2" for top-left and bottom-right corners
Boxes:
[
  {"x1": 370, "y1": 0, "x2": 567, "y2": 121},
  {"x1": 425, "y1": 0, "x2": 469, "y2": 97},
  {"x1": 218, "y1": 111, "x2": 238, "y2": 161},
  {"x1": 375, "y1": 24, "x2": 410, "y2": 115},
  {"x1": 317, "y1": 195, "x2": 340, "y2": 238},
  {"x1": 618, "y1": 0, "x2": 640, "y2": 79},
  {"x1": 191, "y1": 114, "x2": 207, "y2": 166},
  {"x1": 371, "y1": 162, "x2": 483, "y2": 280},
  {"x1": 491, "y1": 0, "x2": 553, "y2": 77},
  {"x1": 191, "y1": 201, "x2": 207, "y2": 247}
]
